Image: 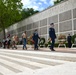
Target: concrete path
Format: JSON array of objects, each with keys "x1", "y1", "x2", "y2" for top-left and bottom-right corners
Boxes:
[{"x1": 0, "y1": 48, "x2": 76, "y2": 75}]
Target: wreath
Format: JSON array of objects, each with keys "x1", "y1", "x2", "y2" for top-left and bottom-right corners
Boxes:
[{"x1": 39, "y1": 38, "x2": 45, "y2": 47}]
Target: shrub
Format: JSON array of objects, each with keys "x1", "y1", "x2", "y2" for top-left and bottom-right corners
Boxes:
[
  {"x1": 44, "y1": 43, "x2": 48, "y2": 47},
  {"x1": 72, "y1": 34, "x2": 76, "y2": 43},
  {"x1": 65, "y1": 42, "x2": 68, "y2": 47},
  {"x1": 54, "y1": 43, "x2": 59, "y2": 47},
  {"x1": 48, "y1": 40, "x2": 51, "y2": 47}
]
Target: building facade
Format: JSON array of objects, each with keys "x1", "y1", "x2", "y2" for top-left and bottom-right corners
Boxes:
[{"x1": 0, "y1": 0, "x2": 76, "y2": 42}]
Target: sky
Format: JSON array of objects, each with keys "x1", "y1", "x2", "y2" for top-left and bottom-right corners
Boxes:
[{"x1": 21, "y1": 0, "x2": 55, "y2": 11}]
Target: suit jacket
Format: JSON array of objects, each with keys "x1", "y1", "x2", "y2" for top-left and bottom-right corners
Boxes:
[
  {"x1": 49, "y1": 28, "x2": 56, "y2": 39},
  {"x1": 67, "y1": 36, "x2": 72, "y2": 42},
  {"x1": 33, "y1": 32, "x2": 40, "y2": 42}
]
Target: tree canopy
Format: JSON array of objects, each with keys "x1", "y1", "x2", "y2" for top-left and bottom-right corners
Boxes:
[
  {"x1": 54, "y1": 0, "x2": 64, "y2": 4},
  {"x1": 21, "y1": 8, "x2": 39, "y2": 20},
  {"x1": 0, "y1": 0, "x2": 39, "y2": 38},
  {"x1": 0, "y1": 0, "x2": 23, "y2": 38}
]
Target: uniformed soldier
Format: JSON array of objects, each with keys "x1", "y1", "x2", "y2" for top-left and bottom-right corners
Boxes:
[
  {"x1": 67, "y1": 34, "x2": 72, "y2": 48},
  {"x1": 49, "y1": 23, "x2": 56, "y2": 51},
  {"x1": 32, "y1": 29, "x2": 40, "y2": 50}
]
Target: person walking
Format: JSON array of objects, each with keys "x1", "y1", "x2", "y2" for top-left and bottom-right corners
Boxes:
[
  {"x1": 6, "y1": 34, "x2": 11, "y2": 49},
  {"x1": 67, "y1": 34, "x2": 72, "y2": 48},
  {"x1": 32, "y1": 29, "x2": 40, "y2": 50},
  {"x1": 12, "y1": 35, "x2": 17, "y2": 49},
  {"x1": 49, "y1": 23, "x2": 56, "y2": 51},
  {"x1": 22, "y1": 31, "x2": 27, "y2": 50}
]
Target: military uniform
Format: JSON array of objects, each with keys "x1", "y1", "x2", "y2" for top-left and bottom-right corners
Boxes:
[
  {"x1": 67, "y1": 35, "x2": 72, "y2": 48},
  {"x1": 33, "y1": 32, "x2": 40, "y2": 50},
  {"x1": 49, "y1": 26, "x2": 56, "y2": 51}
]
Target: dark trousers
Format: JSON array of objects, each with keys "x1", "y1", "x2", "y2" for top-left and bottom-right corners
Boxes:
[
  {"x1": 34, "y1": 41, "x2": 38, "y2": 49},
  {"x1": 50, "y1": 39, "x2": 55, "y2": 49},
  {"x1": 68, "y1": 42, "x2": 72, "y2": 48},
  {"x1": 3, "y1": 43, "x2": 6, "y2": 48},
  {"x1": 23, "y1": 38, "x2": 27, "y2": 49}
]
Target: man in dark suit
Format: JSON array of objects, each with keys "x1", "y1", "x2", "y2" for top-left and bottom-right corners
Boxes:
[
  {"x1": 49, "y1": 23, "x2": 56, "y2": 51},
  {"x1": 33, "y1": 29, "x2": 40, "y2": 50},
  {"x1": 67, "y1": 34, "x2": 72, "y2": 48}
]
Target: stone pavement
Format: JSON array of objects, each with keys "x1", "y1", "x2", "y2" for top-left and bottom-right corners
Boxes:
[
  {"x1": 39, "y1": 47, "x2": 76, "y2": 53},
  {"x1": 0, "y1": 48, "x2": 76, "y2": 75},
  {"x1": 17, "y1": 46, "x2": 76, "y2": 53}
]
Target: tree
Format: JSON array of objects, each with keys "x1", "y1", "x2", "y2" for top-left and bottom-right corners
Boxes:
[
  {"x1": 54, "y1": 0, "x2": 64, "y2": 5},
  {"x1": 21, "y1": 8, "x2": 39, "y2": 20},
  {"x1": 0, "y1": 0, "x2": 23, "y2": 38}
]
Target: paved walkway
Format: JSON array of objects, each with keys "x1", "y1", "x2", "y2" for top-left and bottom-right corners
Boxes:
[
  {"x1": 0, "y1": 48, "x2": 76, "y2": 75},
  {"x1": 39, "y1": 47, "x2": 76, "y2": 53},
  {"x1": 16, "y1": 46, "x2": 76, "y2": 53}
]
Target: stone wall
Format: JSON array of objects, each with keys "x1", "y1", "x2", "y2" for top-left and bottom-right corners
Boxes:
[{"x1": 0, "y1": 0, "x2": 76, "y2": 42}]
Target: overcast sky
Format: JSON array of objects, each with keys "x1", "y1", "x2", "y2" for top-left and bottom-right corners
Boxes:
[{"x1": 21, "y1": 0, "x2": 55, "y2": 11}]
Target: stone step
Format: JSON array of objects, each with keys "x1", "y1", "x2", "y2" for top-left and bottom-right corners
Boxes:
[{"x1": 0, "y1": 49, "x2": 76, "y2": 75}]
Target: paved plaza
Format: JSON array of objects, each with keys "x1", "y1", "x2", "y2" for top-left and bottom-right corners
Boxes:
[{"x1": 0, "y1": 48, "x2": 76, "y2": 75}]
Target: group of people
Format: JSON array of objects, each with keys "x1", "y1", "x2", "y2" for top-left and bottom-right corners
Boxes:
[
  {"x1": 2, "y1": 34, "x2": 11, "y2": 49},
  {"x1": 0, "y1": 34, "x2": 19, "y2": 49},
  {"x1": 22, "y1": 30, "x2": 40, "y2": 50},
  {"x1": 49, "y1": 23, "x2": 73, "y2": 49},
  {"x1": 0, "y1": 23, "x2": 61, "y2": 51},
  {"x1": 22, "y1": 23, "x2": 56, "y2": 51},
  {"x1": 0, "y1": 23, "x2": 73, "y2": 51}
]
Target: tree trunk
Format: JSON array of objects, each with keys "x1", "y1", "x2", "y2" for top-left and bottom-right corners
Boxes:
[
  {"x1": 1, "y1": 25, "x2": 6, "y2": 38},
  {"x1": 3, "y1": 27, "x2": 6, "y2": 39},
  {"x1": 0, "y1": 22, "x2": 6, "y2": 39}
]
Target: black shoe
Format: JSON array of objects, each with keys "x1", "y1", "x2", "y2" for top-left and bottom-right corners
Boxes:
[
  {"x1": 51, "y1": 49, "x2": 55, "y2": 51},
  {"x1": 37, "y1": 48, "x2": 39, "y2": 50},
  {"x1": 36, "y1": 48, "x2": 39, "y2": 50},
  {"x1": 23, "y1": 47, "x2": 24, "y2": 50},
  {"x1": 50, "y1": 48, "x2": 55, "y2": 51},
  {"x1": 34, "y1": 48, "x2": 36, "y2": 50},
  {"x1": 15, "y1": 46, "x2": 17, "y2": 49},
  {"x1": 26, "y1": 47, "x2": 27, "y2": 50},
  {"x1": 16, "y1": 47, "x2": 17, "y2": 49}
]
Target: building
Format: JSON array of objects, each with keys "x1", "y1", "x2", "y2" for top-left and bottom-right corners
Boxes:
[{"x1": 0, "y1": 0, "x2": 76, "y2": 42}]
